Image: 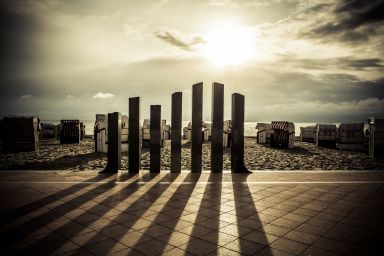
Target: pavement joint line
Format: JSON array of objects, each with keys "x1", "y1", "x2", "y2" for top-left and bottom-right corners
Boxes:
[{"x1": 0, "y1": 181, "x2": 384, "y2": 184}]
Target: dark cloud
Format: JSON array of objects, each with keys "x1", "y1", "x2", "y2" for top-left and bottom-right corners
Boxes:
[
  {"x1": 302, "y1": 0, "x2": 384, "y2": 43},
  {"x1": 346, "y1": 58, "x2": 383, "y2": 69},
  {"x1": 156, "y1": 31, "x2": 205, "y2": 51},
  {"x1": 0, "y1": 6, "x2": 41, "y2": 63},
  {"x1": 277, "y1": 55, "x2": 383, "y2": 71},
  {"x1": 336, "y1": 0, "x2": 384, "y2": 26}
]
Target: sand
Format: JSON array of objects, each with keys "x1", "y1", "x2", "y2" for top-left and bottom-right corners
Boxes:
[{"x1": 1, "y1": 137, "x2": 383, "y2": 171}]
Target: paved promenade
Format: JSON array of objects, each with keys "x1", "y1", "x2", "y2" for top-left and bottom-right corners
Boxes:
[{"x1": 1, "y1": 171, "x2": 383, "y2": 255}]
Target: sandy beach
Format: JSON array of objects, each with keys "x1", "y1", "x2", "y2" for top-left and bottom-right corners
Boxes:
[{"x1": 1, "y1": 137, "x2": 383, "y2": 171}]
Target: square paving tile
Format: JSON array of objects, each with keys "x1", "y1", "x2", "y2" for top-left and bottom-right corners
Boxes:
[
  {"x1": 84, "y1": 238, "x2": 128, "y2": 256},
  {"x1": 178, "y1": 238, "x2": 218, "y2": 255},
  {"x1": 200, "y1": 231, "x2": 237, "y2": 246},
  {"x1": 118, "y1": 230, "x2": 152, "y2": 247},
  {"x1": 283, "y1": 230, "x2": 318, "y2": 245},
  {"x1": 70, "y1": 230, "x2": 110, "y2": 246},
  {"x1": 132, "y1": 238, "x2": 174, "y2": 255},
  {"x1": 177, "y1": 224, "x2": 213, "y2": 237},
  {"x1": 270, "y1": 237, "x2": 308, "y2": 255},
  {"x1": 256, "y1": 246, "x2": 294, "y2": 256},
  {"x1": 243, "y1": 230, "x2": 279, "y2": 245},
  {"x1": 158, "y1": 231, "x2": 191, "y2": 247},
  {"x1": 259, "y1": 223, "x2": 291, "y2": 237},
  {"x1": 223, "y1": 238, "x2": 265, "y2": 255}
]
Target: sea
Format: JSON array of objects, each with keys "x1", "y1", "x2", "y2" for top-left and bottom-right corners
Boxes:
[{"x1": 42, "y1": 120, "x2": 351, "y2": 137}]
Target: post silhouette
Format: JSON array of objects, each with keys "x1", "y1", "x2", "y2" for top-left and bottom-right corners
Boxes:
[
  {"x1": 171, "y1": 92, "x2": 182, "y2": 172},
  {"x1": 231, "y1": 93, "x2": 250, "y2": 173},
  {"x1": 101, "y1": 112, "x2": 121, "y2": 173},
  {"x1": 191, "y1": 82, "x2": 203, "y2": 173},
  {"x1": 211, "y1": 82, "x2": 224, "y2": 173},
  {"x1": 129, "y1": 97, "x2": 141, "y2": 173},
  {"x1": 150, "y1": 105, "x2": 161, "y2": 173}
]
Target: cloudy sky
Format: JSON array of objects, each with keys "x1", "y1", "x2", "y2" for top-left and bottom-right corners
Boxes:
[{"x1": 1, "y1": 0, "x2": 383, "y2": 122}]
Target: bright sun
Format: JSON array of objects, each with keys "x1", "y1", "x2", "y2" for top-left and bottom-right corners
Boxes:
[{"x1": 199, "y1": 24, "x2": 256, "y2": 67}]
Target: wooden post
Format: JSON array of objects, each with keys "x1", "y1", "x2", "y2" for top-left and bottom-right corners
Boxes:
[
  {"x1": 231, "y1": 93, "x2": 250, "y2": 173},
  {"x1": 129, "y1": 97, "x2": 141, "y2": 173},
  {"x1": 191, "y1": 82, "x2": 203, "y2": 173},
  {"x1": 102, "y1": 112, "x2": 121, "y2": 173},
  {"x1": 150, "y1": 105, "x2": 161, "y2": 173},
  {"x1": 171, "y1": 92, "x2": 182, "y2": 172},
  {"x1": 211, "y1": 82, "x2": 224, "y2": 173}
]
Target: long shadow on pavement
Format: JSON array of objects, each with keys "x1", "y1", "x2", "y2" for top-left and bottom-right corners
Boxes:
[
  {"x1": 127, "y1": 174, "x2": 201, "y2": 255},
  {"x1": 2, "y1": 173, "x2": 140, "y2": 255},
  {"x1": 183, "y1": 174, "x2": 222, "y2": 255},
  {"x1": 17, "y1": 173, "x2": 153, "y2": 255},
  {"x1": 73, "y1": 173, "x2": 182, "y2": 255},
  {"x1": 231, "y1": 173, "x2": 273, "y2": 255}
]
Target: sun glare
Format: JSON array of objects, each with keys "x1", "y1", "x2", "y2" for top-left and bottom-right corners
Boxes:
[{"x1": 199, "y1": 24, "x2": 256, "y2": 67}]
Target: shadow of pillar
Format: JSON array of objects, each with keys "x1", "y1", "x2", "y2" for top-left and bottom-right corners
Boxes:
[
  {"x1": 1, "y1": 173, "x2": 121, "y2": 246},
  {"x1": 0, "y1": 174, "x2": 114, "y2": 226},
  {"x1": 129, "y1": 174, "x2": 201, "y2": 254},
  {"x1": 232, "y1": 173, "x2": 272, "y2": 255},
  {"x1": 184, "y1": 174, "x2": 222, "y2": 255},
  {"x1": 17, "y1": 173, "x2": 140, "y2": 255},
  {"x1": 78, "y1": 173, "x2": 182, "y2": 255}
]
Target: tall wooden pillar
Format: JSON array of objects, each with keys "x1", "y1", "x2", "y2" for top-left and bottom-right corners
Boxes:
[
  {"x1": 211, "y1": 82, "x2": 224, "y2": 173},
  {"x1": 231, "y1": 93, "x2": 250, "y2": 173},
  {"x1": 150, "y1": 105, "x2": 161, "y2": 173},
  {"x1": 102, "y1": 112, "x2": 121, "y2": 173},
  {"x1": 171, "y1": 92, "x2": 182, "y2": 172},
  {"x1": 129, "y1": 97, "x2": 141, "y2": 173},
  {"x1": 191, "y1": 82, "x2": 203, "y2": 173}
]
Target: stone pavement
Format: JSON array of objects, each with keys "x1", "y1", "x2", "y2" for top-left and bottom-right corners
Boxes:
[{"x1": 0, "y1": 171, "x2": 383, "y2": 255}]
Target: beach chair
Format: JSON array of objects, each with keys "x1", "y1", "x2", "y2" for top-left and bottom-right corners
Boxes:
[
  {"x1": 315, "y1": 124, "x2": 337, "y2": 148},
  {"x1": 2, "y1": 116, "x2": 40, "y2": 152},
  {"x1": 270, "y1": 121, "x2": 295, "y2": 148},
  {"x1": 300, "y1": 126, "x2": 316, "y2": 143},
  {"x1": 256, "y1": 123, "x2": 272, "y2": 144},
  {"x1": 40, "y1": 123, "x2": 57, "y2": 139},
  {"x1": 223, "y1": 120, "x2": 231, "y2": 147},
  {"x1": 202, "y1": 122, "x2": 212, "y2": 142},
  {"x1": 339, "y1": 123, "x2": 365, "y2": 152},
  {"x1": 60, "y1": 120, "x2": 80, "y2": 144}
]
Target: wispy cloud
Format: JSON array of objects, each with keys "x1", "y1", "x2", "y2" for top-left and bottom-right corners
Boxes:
[
  {"x1": 92, "y1": 92, "x2": 115, "y2": 99},
  {"x1": 20, "y1": 94, "x2": 32, "y2": 98},
  {"x1": 155, "y1": 30, "x2": 205, "y2": 51},
  {"x1": 276, "y1": 55, "x2": 384, "y2": 71}
]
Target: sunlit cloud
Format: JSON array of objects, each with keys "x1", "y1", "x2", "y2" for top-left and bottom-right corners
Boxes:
[{"x1": 92, "y1": 92, "x2": 115, "y2": 99}]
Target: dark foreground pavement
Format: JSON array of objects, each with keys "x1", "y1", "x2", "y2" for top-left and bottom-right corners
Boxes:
[{"x1": 0, "y1": 171, "x2": 383, "y2": 255}]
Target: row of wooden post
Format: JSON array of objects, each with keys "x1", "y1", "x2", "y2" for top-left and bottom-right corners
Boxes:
[{"x1": 102, "y1": 82, "x2": 249, "y2": 173}]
